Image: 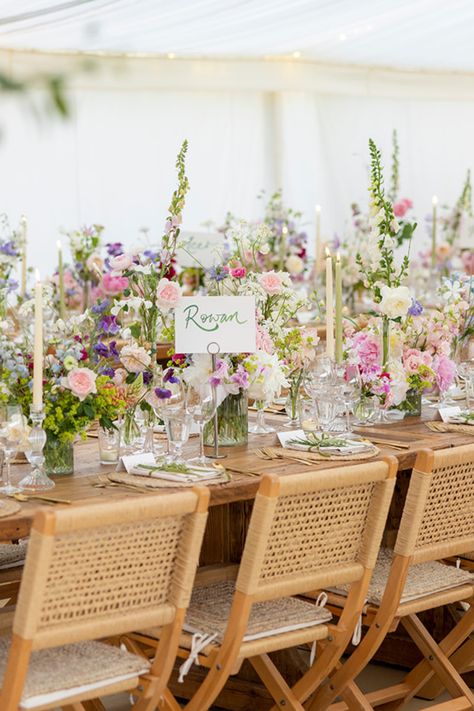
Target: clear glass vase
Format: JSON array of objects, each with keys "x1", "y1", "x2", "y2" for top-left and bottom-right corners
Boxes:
[
  {"x1": 398, "y1": 389, "x2": 422, "y2": 417},
  {"x1": 203, "y1": 391, "x2": 248, "y2": 447},
  {"x1": 44, "y1": 434, "x2": 74, "y2": 476}
]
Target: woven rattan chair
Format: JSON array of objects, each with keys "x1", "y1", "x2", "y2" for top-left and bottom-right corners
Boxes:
[
  {"x1": 0, "y1": 487, "x2": 209, "y2": 711},
  {"x1": 307, "y1": 445, "x2": 474, "y2": 711},
  {"x1": 128, "y1": 457, "x2": 397, "y2": 711}
]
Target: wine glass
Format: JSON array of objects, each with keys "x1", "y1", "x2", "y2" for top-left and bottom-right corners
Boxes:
[
  {"x1": 186, "y1": 382, "x2": 216, "y2": 466},
  {"x1": 249, "y1": 399, "x2": 276, "y2": 435},
  {"x1": 304, "y1": 355, "x2": 334, "y2": 398},
  {"x1": 0, "y1": 405, "x2": 25, "y2": 495},
  {"x1": 149, "y1": 369, "x2": 186, "y2": 460},
  {"x1": 334, "y1": 363, "x2": 362, "y2": 434}
]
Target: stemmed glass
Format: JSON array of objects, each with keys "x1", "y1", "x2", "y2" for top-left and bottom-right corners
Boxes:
[
  {"x1": 249, "y1": 400, "x2": 275, "y2": 435},
  {"x1": 0, "y1": 405, "x2": 25, "y2": 495},
  {"x1": 333, "y1": 363, "x2": 362, "y2": 434},
  {"x1": 185, "y1": 382, "x2": 216, "y2": 466},
  {"x1": 304, "y1": 355, "x2": 334, "y2": 399},
  {"x1": 149, "y1": 369, "x2": 190, "y2": 463}
]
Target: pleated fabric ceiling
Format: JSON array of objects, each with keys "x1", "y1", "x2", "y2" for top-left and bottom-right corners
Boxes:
[{"x1": 1, "y1": 0, "x2": 474, "y2": 71}]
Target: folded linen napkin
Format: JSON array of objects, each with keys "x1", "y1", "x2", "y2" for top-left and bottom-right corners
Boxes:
[{"x1": 277, "y1": 429, "x2": 373, "y2": 455}]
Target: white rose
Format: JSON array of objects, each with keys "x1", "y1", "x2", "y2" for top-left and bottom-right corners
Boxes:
[
  {"x1": 388, "y1": 359, "x2": 410, "y2": 407},
  {"x1": 379, "y1": 285, "x2": 411, "y2": 320},
  {"x1": 285, "y1": 255, "x2": 304, "y2": 275}
]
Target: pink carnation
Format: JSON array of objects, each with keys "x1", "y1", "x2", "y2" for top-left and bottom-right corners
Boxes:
[
  {"x1": 230, "y1": 267, "x2": 247, "y2": 279},
  {"x1": 259, "y1": 271, "x2": 283, "y2": 295},
  {"x1": 156, "y1": 278, "x2": 181, "y2": 312},
  {"x1": 62, "y1": 367, "x2": 97, "y2": 401},
  {"x1": 434, "y1": 355, "x2": 456, "y2": 392},
  {"x1": 102, "y1": 272, "x2": 129, "y2": 295}
]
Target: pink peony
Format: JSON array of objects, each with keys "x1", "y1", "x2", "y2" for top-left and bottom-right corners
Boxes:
[
  {"x1": 434, "y1": 355, "x2": 456, "y2": 392},
  {"x1": 62, "y1": 367, "x2": 97, "y2": 401},
  {"x1": 156, "y1": 278, "x2": 181, "y2": 312},
  {"x1": 259, "y1": 271, "x2": 283, "y2": 295},
  {"x1": 110, "y1": 253, "x2": 133, "y2": 273},
  {"x1": 230, "y1": 267, "x2": 247, "y2": 279},
  {"x1": 102, "y1": 272, "x2": 129, "y2": 295}
]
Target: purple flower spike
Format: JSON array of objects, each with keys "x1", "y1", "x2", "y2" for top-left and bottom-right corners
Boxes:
[{"x1": 155, "y1": 387, "x2": 172, "y2": 399}]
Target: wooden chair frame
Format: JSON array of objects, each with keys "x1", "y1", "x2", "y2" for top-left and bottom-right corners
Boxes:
[
  {"x1": 303, "y1": 446, "x2": 474, "y2": 711},
  {"x1": 0, "y1": 487, "x2": 209, "y2": 711},
  {"x1": 131, "y1": 457, "x2": 398, "y2": 711}
]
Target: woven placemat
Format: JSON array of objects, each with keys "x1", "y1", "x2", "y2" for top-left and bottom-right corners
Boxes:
[
  {"x1": 105, "y1": 469, "x2": 231, "y2": 489},
  {"x1": 0, "y1": 500, "x2": 21, "y2": 517},
  {"x1": 268, "y1": 445, "x2": 380, "y2": 463},
  {"x1": 426, "y1": 422, "x2": 474, "y2": 435}
]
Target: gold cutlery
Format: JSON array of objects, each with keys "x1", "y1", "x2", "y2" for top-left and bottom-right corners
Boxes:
[{"x1": 8, "y1": 493, "x2": 72, "y2": 505}]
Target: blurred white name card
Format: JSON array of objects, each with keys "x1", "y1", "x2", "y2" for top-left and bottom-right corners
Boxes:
[
  {"x1": 176, "y1": 231, "x2": 223, "y2": 268},
  {"x1": 175, "y1": 296, "x2": 256, "y2": 354}
]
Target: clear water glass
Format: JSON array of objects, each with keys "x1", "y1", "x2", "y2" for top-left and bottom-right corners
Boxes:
[
  {"x1": 166, "y1": 413, "x2": 192, "y2": 464},
  {"x1": 314, "y1": 393, "x2": 337, "y2": 434},
  {"x1": 186, "y1": 383, "x2": 216, "y2": 465},
  {"x1": 0, "y1": 405, "x2": 25, "y2": 494}
]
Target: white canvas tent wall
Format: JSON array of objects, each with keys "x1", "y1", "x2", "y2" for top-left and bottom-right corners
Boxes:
[{"x1": 0, "y1": 1, "x2": 474, "y2": 274}]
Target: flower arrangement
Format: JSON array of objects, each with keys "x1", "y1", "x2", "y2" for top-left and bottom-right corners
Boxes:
[{"x1": 0, "y1": 214, "x2": 22, "y2": 314}]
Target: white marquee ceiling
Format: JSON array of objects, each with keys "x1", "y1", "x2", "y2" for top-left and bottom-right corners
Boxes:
[{"x1": 0, "y1": 0, "x2": 473, "y2": 72}]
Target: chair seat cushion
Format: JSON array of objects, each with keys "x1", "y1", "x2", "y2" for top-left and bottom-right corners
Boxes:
[
  {"x1": 0, "y1": 542, "x2": 27, "y2": 569},
  {"x1": 331, "y1": 548, "x2": 474, "y2": 606},
  {"x1": 0, "y1": 638, "x2": 149, "y2": 709},
  {"x1": 183, "y1": 581, "x2": 332, "y2": 643}
]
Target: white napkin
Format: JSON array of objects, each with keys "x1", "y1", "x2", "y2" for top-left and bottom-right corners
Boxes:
[
  {"x1": 117, "y1": 453, "x2": 223, "y2": 482},
  {"x1": 277, "y1": 430, "x2": 372, "y2": 454}
]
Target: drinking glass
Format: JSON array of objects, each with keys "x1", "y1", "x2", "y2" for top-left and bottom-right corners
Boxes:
[
  {"x1": 353, "y1": 395, "x2": 379, "y2": 426},
  {"x1": 466, "y1": 373, "x2": 474, "y2": 411},
  {"x1": 149, "y1": 369, "x2": 185, "y2": 456},
  {"x1": 338, "y1": 364, "x2": 362, "y2": 434},
  {"x1": 186, "y1": 382, "x2": 216, "y2": 465},
  {"x1": 314, "y1": 392, "x2": 337, "y2": 434},
  {"x1": 299, "y1": 399, "x2": 319, "y2": 434},
  {"x1": 98, "y1": 427, "x2": 120, "y2": 465},
  {"x1": 0, "y1": 405, "x2": 25, "y2": 494},
  {"x1": 165, "y1": 413, "x2": 193, "y2": 464},
  {"x1": 304, "y1": 355, "x2": 334, "y2": 398}
]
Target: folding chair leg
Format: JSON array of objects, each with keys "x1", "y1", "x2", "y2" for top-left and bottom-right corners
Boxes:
[
  {"x1": 377, "y1": 602, "x2": 474, "y2": 711},
  {"x1": 399, "y1": 614, "x2": 474, "y2": 707},
  {"x1": 417, "y1": 638, "x2": 474, "y2": 700},
  {"x1": 249, "y1": 653, "x2": 305, "y2": 711},
  {"x1": 161, "y1": 688, "x2": 183, "y2": 710},
  {"x1": 339, "y1": 680, "x2": 374, "y2": 710}
]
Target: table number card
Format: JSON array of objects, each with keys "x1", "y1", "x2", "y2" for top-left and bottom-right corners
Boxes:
[
  {"x1": 176, "y1": 231, "x2": 224, "y2": 269},
  {"x1": 174, "y1": 296, "x2": 256, "y2": 354}
]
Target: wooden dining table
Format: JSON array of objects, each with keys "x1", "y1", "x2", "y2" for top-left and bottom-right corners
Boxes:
[{"x1": 2, "y1": 407, "x2": 473, "y2": 709}]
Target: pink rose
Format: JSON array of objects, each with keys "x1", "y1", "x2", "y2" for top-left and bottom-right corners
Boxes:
[
  {"x1": 62, "y1": 367, "x2": 97, "y2": 401},
  {"x1": 102, "y1": 272, "x2": 129, "y2": 295},
  {"x1": 156, "y1": 278, "x2": 181, "y2": 312},
  {"x1": 110, "y1": 253, "x2": 133, "y2": 273},
  {"x1": 393, "y1": 198, "x2": 413, "y2": 217},
  {"x1": 403, "y1": 348, "x2": 423, "y2": 374},
  {"x1": 259, "y1": 271, "x2": 283, "y2": 295},
  {"x1": 230, "y1": 267, "x2": 247, "y2": 279}
]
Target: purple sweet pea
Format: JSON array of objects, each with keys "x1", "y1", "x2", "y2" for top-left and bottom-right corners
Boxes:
[
  {"x1": 94, "y1": 342, "x2": 110, "y2": 358},
  {"x1": 99, "y1": 366, "x2": 115, "y2": 377},
  {"x1": 155, "y1": 387, "x2": 172, "y2": 399},
  {"x1": 106, "y1": 242, "x2": 124, "y2": 257},
  {"x1": 91, "y1": 299, "x2": 110, "y2": 315},
  {"x1": 408, "y1": 299, "x2": 423, "y2": 317},
  {"x1": 98, "y1": 315, "x2": 120, "y2": 335},
  {"x1": 163, "y1": 367, "x2": 180, "y2": 384},
  {"x1": 142, "y1": 371, "x2": 153, "y2": 385},
  {"x1": 0, "y1": 241, "x2": 19, "y2": 257}
]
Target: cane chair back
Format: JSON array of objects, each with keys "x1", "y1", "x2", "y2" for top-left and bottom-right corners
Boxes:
[
  {"x1": 13, "y1": 490, "x2": 209, "y2": 651},
  {"x1": 394, "y1": 445, "x2": 474, "y2": 565},
  {"x1": 236, "y1": 460, "x2": 397, "y2": 602}
]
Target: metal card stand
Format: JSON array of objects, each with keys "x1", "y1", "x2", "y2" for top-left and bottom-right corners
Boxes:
[{"x1": 207, "y1": 342, "x2": 227, "y2": 460}]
